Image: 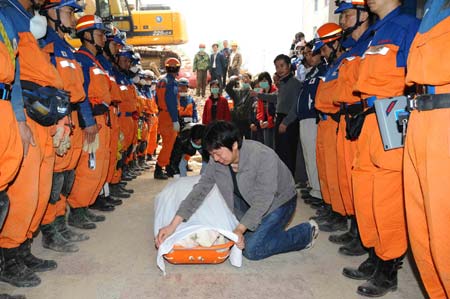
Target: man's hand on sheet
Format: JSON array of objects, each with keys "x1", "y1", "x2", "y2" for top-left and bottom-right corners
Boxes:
[
  {"x1": 233, "y1": 223, "x2": 247, "y2": 250},
  {"x1": 155, "y1": 215, "x2": 184, "y2": 248}
]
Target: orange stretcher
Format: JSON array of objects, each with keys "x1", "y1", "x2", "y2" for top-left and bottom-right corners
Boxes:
[{"x1": 164, "y1": 241, "x2": 235, "y2": 264}]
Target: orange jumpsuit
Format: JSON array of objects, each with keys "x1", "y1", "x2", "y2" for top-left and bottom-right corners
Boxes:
[
  {"x1": 0, "y1": 21, "x2": 63, "y2": 248},
  {"x1": 0, "y1": 15, "x2": 22, "y2": 194},
  {"x1": 146, "y1": 92, "x2": 159, "y2": 156},
  {"x1": 40, "y1": 29, "x2": 86, "y2": 226},
  {"x1": 315, "y1": 55, "x2": 346, "y2": 215},
  {"x1": 116, "y1": 73, "x2": 138, "y2": 157},
  {"x1": 352, "y1": 8, "x2": 419, "y2": 260},
  {"x1": 404, "y1": 4, "x2": 450, "y2": 297},
  {"x1": 67, "y1": 47, "x2": 111, "y2": 208}
]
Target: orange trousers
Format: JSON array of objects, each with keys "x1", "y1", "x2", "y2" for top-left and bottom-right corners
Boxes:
[
  {"x1": 316, "y1": 118, "x2": 344, "y2": 214},
  {"x1": 0, "y1": 101, "x2": 23, "y2": 192},
  {"x1": 42, "y1": 112, "x2": 83, "y2": 225},
  {"x1": 156, "y1": 112, "x2": 177, "y2": 167},
  {"x1": 404, "y1": 109, "x2": 450, "y2": 299},
  {"x1": 106, "y1": 108, "x2": 120, "y2": 183},
  {"x1": 336, "y1": 115, "x2": 356, "y2": 215},
  {"x1": 0, "y1": 116, "x2": 55, "y2": 248},
  {"x1": 147, "y1": 116, "x2": 158, "y2": 156},
  {"x1": 352, "y1": 113, "x2": 406, "y2": 260},
  {"x1": 67, "y1": 116, "x2": 111, "y2": 208},
  {"x1": 119, "y1": 115, "x2": 135, "y2": 152}
]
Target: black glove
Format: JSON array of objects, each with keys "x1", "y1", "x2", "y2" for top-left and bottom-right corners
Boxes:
[{"x1": 0, "y1": 191, "x2": 10, "y2": 229}]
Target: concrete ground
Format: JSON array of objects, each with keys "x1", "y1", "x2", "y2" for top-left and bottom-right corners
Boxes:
[{"x1": 1, "y1": 165, "x2": 427, "y2": 299}]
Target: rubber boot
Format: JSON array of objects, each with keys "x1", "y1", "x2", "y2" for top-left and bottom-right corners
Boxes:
[
  {"x1": 329, "y1": 215, "x2": 357, "y2": 244},
  {"x1": 89, "y1": 195, "x2": 115, "y2": 212},
  {"x1": 357, "y1": 256, "x2": 403, "y2": 297},
  {"x1": 84, "y1": 208, "x2": 106, "y2": 222},
  {"x1": 68, "y1": 207, "x2": 96, "y2": 230},
  {"x1": 0, "y1": 246, "x2": 41, "y2": 287},
  {"x1": 319, "y1": 213, "x2": 348, "y2": 232},
  {"x1": 154, "y1": 164, "x2": 168, "y2": 180},
  {"x1": 343, "y1": 248, "x2": 378, "y2": 280},
  {"x1": 338, "y1": 223, "x2": 367, "y2": 256},
  {"x1": 18, "y1": 239, "x2": 57, "y2": 272},
  {"x1": 41, "y1": 223, "x2": 78, "y2": 253},
  {"x1": 55, "y1": 216, "x2": 89, "y2": 242}
]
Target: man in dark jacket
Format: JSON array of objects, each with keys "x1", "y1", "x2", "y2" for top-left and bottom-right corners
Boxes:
[{"x1": 210, "y1": 43, "x2": 226, "y2": 91}]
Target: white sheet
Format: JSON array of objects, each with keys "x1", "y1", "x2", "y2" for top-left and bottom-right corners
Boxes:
[{"x1": 154, "y1": 176, "x2": 243, "y2": 275}]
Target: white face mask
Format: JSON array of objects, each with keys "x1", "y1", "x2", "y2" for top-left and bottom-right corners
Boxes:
[
  {"x1": 132, "y1": 76, "x2": 140, "y2": 84},
  {"x1": 30, "y1": 10, "x2": 47, "y2": 40},
  {"x1": 179, "y1": 92, "x2": 188, "y2": 97},
  {"x1": 139, "y1": 79, "x2": 147, "y2": 85},
  {"x1": 129, "y1": 65, "x2": 140, "y2": 74}
]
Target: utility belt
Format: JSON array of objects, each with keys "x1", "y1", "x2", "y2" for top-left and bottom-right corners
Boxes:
[
  {"x1": 344, "y1": 97, "x2": 376, "y2": 141},
  {"x1": 408, "y1": 93, "x2": 450, "y2": 111},
  {"x1": 0, "y1": 83, "x2": 11, "y2": 101},
  {"x1": 318, "y1": 111, "x2": 340, "y2": 123},
  {"x1": 21, "y1": 80, "x2": 70, "y2": 126},
  {"x1": 92, "y1": 103, "x2": 109, "y2": 116}
]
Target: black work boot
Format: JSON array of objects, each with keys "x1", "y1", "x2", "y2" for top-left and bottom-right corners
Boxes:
[
  {"x1": 118, "y1": 184, "x2": 133, "y2": 194},
  {"x1": 310, "y1": 205, "x2": 333, "y2": 222},
  {"x1": 84, "y1": 208, "x2": 106, "y2": 222},
  {"x1": 0, "y1": 246, "x2": 41, "y2": 287},
  {"x1": 338, "y1": 226, "x2": 367, "y2": 256},
  {"x1": 105, "y1": 196, "x2": 122, "y2": 206},
  {"x1": 357, "y1": 256, "x2": 403, "y2": 297},
  {"x1": 68, "y1": 207, "x2": 96, "y2": 230},
  {"x1": 329, "y1": 215, "x2": 358, "y2": 244},
  {"x1": 109, "y1": 184, "x2": 131, "y2": 199},
  {"x1": 343, "y1": 248, "x2": 378, "y2": 280},
  {"x1": 55, "y1": 216, "x2": 89, "y2": 242},
  {"x1": 138, "y1": 156, "x2": 151, "y2": 170},
  {"x1": 18, "y1": 239, "x2": 57, "y2": 272},
  {"x1": 319, "y1": 213, "x2": 348, "y2": 232},
  {"x1": 41, "y1": 223, "x2": 78, "y2": 253},
  {"x1": 154, "y1": 164, "x2": 168, "y2": 180},
  {"x1": 304, "y1": 196, "x2": 322, "y2": 205},
  {"x1": 89, "y1": 195, "x2": 115, "y2": 212}
]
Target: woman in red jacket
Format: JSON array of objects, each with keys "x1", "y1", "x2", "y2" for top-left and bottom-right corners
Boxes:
[
  {"x1": 256, "y1": 72, "x2": 277, "y2": 149},
  {"x1": 202, "y1": 80, "x2": 231, "y2": 125}
]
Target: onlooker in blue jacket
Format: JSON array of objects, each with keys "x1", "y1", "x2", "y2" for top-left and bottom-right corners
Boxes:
[{"x1": 210, "y1": 43, "x2": 226, "y2": 91}]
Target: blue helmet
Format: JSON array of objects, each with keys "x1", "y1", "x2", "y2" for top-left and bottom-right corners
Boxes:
[
  {"x1": 42, "y1": 0, "x2": 84, "y2": 12},
  {"x1": 334, "y1": 0, "x2": 367, "y2": 14}
]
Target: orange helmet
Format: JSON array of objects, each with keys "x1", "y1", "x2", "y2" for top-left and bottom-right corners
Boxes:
[
  {"x1": 76, "y1": 15, "x2": 108, "y2": 36},
  {"x1": 165, "y1": 57, "x2": 181, "y2": 73},
  {"x1": 313, "y1": 23, "x2": 343, "y2": 52}
]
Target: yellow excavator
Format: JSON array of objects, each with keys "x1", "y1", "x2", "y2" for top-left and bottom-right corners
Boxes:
[{"x1": 68, "y1": 0, "x2": 188, "y2": 48}]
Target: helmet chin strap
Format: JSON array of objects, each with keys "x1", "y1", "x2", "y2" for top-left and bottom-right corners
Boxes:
[
  {"x1": 343, "y1": 9, "x2": 367, "y2": 37},
  {"x1": 46, "y1": 10, "x2": 74, "y2": 35},
  {"x1": 81, "y1": 31, "x2": 104, "y2": 54},
  {"x1": 30, "y1": 0, "x2": 41, "y2": 10}
]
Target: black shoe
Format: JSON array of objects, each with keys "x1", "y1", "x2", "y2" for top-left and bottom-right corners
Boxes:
[
  {"x1": 343, "y1": 248, "x2": 377, "y2": 280},
  {"x1": 146, "y1": 154, "x2": 153, "y2": 161},
  {"x1": 118, "y1": 181, "x2": 127, "y2": 187},
  {"x1": 55, "y1": 216, "x2": 89, "y2": 242},
  {"x1": 154, "y1": 164, "x2": 168, "y2": 180},
  {"x1": 356, "y1": 257, "x2": 403, "y2": 297},
  {"x1": 84, "y1": 208, "x2": 106, "y2": 222},
  {"x1": 339, "y1": 237, "x2": 367, "y2": 256},
  {"x1": 300, "y1": 189, "x2": 310, "y2": 196},
  {"x1": 319, "y1": 214, "x2": 348, "y2": 232},
  {"x1": 109, "y1": 188, "x2": 131, "y2": 199},
  {"x1": 329, "y1": 230, "x2": 353, "y2": 244},
  {"x1": 315, "y1": 204, "x2": 331, "y2": 216},
  {"x1": 118, "y1": 184, "x2": 134, "y2": 194},
  {"x1": 304, "y1": 196, "x2": 322, "y2": 205},
  {"x1": 41, "y1": 223, "x2": 78, "y2": 253},
  {"x1": 121, "y1": 174, "x2": 133, "y2": 182},
  {"x1": 68, "y1": 207, "x2": 96, "y2": 230},
  {"x1": 301, "y1": 193, "x2": 311, "y2": 200},
  {"x1": 310, "y1": 208, "x2": 333, "y2": 223},
  {"x1": 310, "y1": 201, "x2": 328, "y2": 210},
  {"x1": 18, "y1": 239, "x2": 57, "y2": 272},
  {"x1": 0, "y1": 247, "x2": 41, "y2": 287},
  {"x1": 89, "y1": 196, "x2": 115, "y2": 212},
  {"x1": 0, "y1": 294, "x2": 27, "y2": 299},
  {"x1": 105, "y1": 196, "x2": 122, "y2": 206}
]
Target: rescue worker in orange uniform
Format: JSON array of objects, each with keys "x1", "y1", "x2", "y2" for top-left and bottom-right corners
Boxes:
[
  {"x1": 39, "y1": 0, "x2": 90, "y2": 254},
  {"x1": 0, "y1": 0, "x2": 67, "y2": 287},
  {"x1": 328, "y1": 0, "x2": 373, "y2": 258},
  {"x1": 0, "y1": 9, "x2": 26, "y2": 293},
  {"x1": 67, "y1": 15, "x2": 112, "y2": 229},
  {"x1": 350, "y1": 0, "x2": 419, "y2": 296},
  {"x1": 404, "y1": 1, "x2": 450, "y2": 297},
  {"x1": 312, "y1": 23, "x2": 348, "y2": 233},
  {"x1": 146, "y1": 79, "x2": 159, "y2": 160},
  {"x1": 154, "y1": 57, "x2": 181, "y2": 180},
  {"x1": 100, "y1": 27, "x2": 134, "y2": 201}
]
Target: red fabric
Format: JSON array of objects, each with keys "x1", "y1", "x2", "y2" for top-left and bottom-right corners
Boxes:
[
  {"x1": 256, "y1": 85, "x2": 277, "y2": 128},
  {"x1": 202, "y1": 96, "x2": 231, "y2": 125}
]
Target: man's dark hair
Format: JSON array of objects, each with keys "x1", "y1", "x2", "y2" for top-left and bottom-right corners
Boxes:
[
  {"x1": 190, "y1": 124, "x2": 206, "y2": 141},
  {"x1": 295, "y1": 32, "x2": 305, "y2": 41},
  {"x1": 203, "y1": 121, "x2": 243, "y2": 152},
  {"x1": 212, "y1": 43, "x2": 219, "y2": 48},
  {"x1": 273, "y1": 54, "x2": 291, "y2": 67},
  {"x1": 257, "y1": 72, "x2": 273, "y2": 89}
]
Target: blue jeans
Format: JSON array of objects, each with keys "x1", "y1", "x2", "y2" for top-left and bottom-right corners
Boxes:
[
  {"x1": 178, "y1": 158, "x2": 208, "y2": 177},
  {"x1": 243, "y1": 196, "x2": 313, "y2": 260}
]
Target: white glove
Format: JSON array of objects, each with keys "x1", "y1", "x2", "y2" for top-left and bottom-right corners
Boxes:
[
  {"x1": 56, "y1": 134, "x2": 71, "y2": 156},
  {"x1": 173, "y1": 121, "x2": 180, "y2": 132},
  {"x1": 82, "y1": 134, "x2": 99, "y2": 154}
]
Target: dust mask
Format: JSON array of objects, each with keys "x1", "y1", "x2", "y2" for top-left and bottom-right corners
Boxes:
[{"x1": 30, "y1": 10, "x2": 47, "y2": 40}]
